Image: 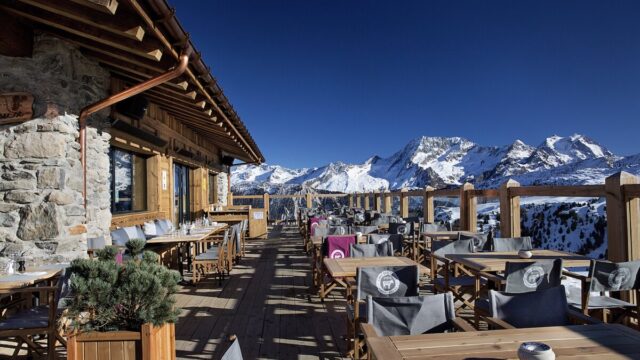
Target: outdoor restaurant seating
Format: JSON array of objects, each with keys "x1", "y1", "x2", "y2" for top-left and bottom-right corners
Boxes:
[
  {"x1": 430, "y1": 238, "x2": 479, "y2": 313},
  {"x1": 347, "y1": 265, "x2": 419, "y2": 359},
  {"x1": 487, "y1": 285, "x2": 599, "y2": 329},
  {"x1": 565, "y1": 259, "x2": 640, "y2": 324},
  {"x1": 323, "y1": 235, "x2": 357, "y2": 258},
  {"x1": 193, "y1": 228, "x2": 232, "y2": 285},
  {"x1": 474, "y1": 259, "x2": 564, "y2": 326},
  {"x1": 349, "y1": 242, "x2": 394, "y2": 258},
  {"x1": 0, "y1": 268, "x2": 71, "y2": 357}
]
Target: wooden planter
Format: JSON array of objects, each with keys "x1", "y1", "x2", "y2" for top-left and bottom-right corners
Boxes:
[{"x1": 67, "y1": 323, "x2": 175, "y2": 360}]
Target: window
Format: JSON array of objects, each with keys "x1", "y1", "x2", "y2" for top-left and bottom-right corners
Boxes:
[
  {"x1": 109, "y1": 148, "x2": 147, "y2": 213},
  {"x1": 208, "y1": 173, "x2": 217, "y2": 205}
]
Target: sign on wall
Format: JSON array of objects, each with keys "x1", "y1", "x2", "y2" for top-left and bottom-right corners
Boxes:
[
  {"x1": 253, "y1": 211, "x2": 264, "y2": 220},
  {"x1": 161, "y1": 170, "x2": 168, "y2": 191},
  {"x1": 0, "y1": 92, "x2": 33, "y2": 125}
]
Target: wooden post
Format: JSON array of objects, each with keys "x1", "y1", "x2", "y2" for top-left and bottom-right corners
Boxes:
[
  {"x1": 423, "y1": 186, "x2": 434, "y2": 223},
  {"x1": 227, "y1": 192, "x2": 234, "y2": 207},
  {"x1": 355, "y1": 192, "x2": 362, "y2": 208},
  {"x1": 400, "y1": 188, "x2": 409, "y2": 218},
  {"x1": 348, "y1": 194, "x2": 354, "y2": 208},
  {"x1": 459, "y1": 183, "x2": 477, "y2": 232},
  {"x1": 499, "y1": 180, "x2": 520, "y2": 238},
  {"x1": 374, "y1": 192, "x2": 382, "y2": 212},
  {"x1": 263, "y1": 193, "x2": 270, "y2": 221},
  {"x1": 364, "y1": 192, "x2": 370, "y2": 210},
  {"x1": 305, "y1": 193, "x2": 313, "y2": 209},
  {"x1": 384, "y1": 192, "x2": 392, "y2": 214},
  {"x1": 606, "y1": 172, "x2": 640, "y2": 263}
]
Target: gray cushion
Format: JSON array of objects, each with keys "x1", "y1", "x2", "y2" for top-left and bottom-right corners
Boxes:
[
  {"x1": 490, "y1": 285, "x2": 570, "y2": 328},
  {"x1": 492, "y1": 237, "x2": 533, "y2": 252},
  {"x1": 350, "y1": 243, "x2": 393, "y2": 258},
  {"x1": 110, "y1": 228, "x2": 130, "y2": 247},
  {"x1": 0, "y1": 307, "x2": 49, "y2": 330},
  {"x1": 368, "y1": 234, "x2": 403, "y2": 254},
  {"x1": 432, "y1": 239, "x2": 474, "y2": 256},
  {"x1": 367, "y1": 293, "x2": 456, "y2": 336},
  {"x1": 195, "y1": 247, "x2": 220, "y2": 261},
  {"x1": 567, "y1": 294, "x2": 635, "y2": 310},
  {"x1": 87, "y1": 236, "x2": 106, "y2": 250}
]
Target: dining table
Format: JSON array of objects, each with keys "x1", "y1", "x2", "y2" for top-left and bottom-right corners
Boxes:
[
  {"x1": 365, "y1": 323, "x2": 640, "y2": 359},
  {"x1": 145, "y1": 223, "x2": 228, "y2": 283},
  {"x1": 319, "y1": 256, "x2": 429, "y2": 300}
]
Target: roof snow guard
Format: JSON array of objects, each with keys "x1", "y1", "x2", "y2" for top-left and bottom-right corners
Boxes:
[{"x1": 0, "y1": 0, "x2": 264, "y2": 164}]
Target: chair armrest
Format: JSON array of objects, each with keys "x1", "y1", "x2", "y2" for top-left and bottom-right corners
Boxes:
[
  {"x1": 484, "y1": 317, "x2": 516, "y2": 329},
  {"x1": 452, "y1": 318, "x2": 476, "y2": 332},
  {"x1": 360, "y1": 323, "x2": 379, "y2": 339},
  {"x1": 567, "y1": 309, "x2": 602, "y2": 324}
]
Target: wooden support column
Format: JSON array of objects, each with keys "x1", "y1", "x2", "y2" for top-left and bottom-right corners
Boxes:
[
  {"x1": 499, "y1": 180, "x2": 521, "y2": 238},
  {"x1": 423, "y1": 186, "x2": 434, "y2": 223},
  {"x1": 355, "y1": 192, "x2": 362, "y2": 208},
  {"x1": 263, "y1": 193, "x2": 270, "y2": 221},
  {"x1": 146, "y1": 154, "x2": 171, "y2": 218},
  {"x1": 306, "y1": 193, "x2": 313, "y2": 209},
  {"x1": 460, "y1": 183, "x2": 477, "y2": 232},
  {"x1": 400, "y1": 188, "x2": 409, "y2": 218},
  {"x1": 374, "y1": 192, "x2": 382, "y2": 212},
  {"x1": 227, "y1": 191, "x2": 234, "y2": 207},
  {"x1": 384, "y1": 192, "x2": 392, "y2": 214},
  {"x1": 348, "y1": 194, "x2": 354, "y2": 208},
  {"x1": 364, "y1": 192, "x2": 370, "y2": 210},
  {"x1": 606, "y1": 172, "x2": 640, "y2": 262}
]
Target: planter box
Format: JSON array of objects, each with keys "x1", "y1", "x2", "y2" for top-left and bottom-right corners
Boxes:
[{"x1": 67, "y1": 323, "x2": 175, "y2": 360}]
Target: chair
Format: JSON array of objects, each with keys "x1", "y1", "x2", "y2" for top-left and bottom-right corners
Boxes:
[
  {"x1": 388, "y1": 222, "x2": 411, "y2": 236},
  {"x1": 429, "y1": 238, "x2": 477, "y2": 314},
  {"x1": 363, "y1": 292, "x2": 474, "y2": 337},
  {"x1": 566, "y1": 259, "x2": 640, "y2": 324},
  {"x1": 110, "y1": 225, "x2": 146, "y2": 247},
  {"x1": 491, "y1": 236, "x2": 533, "y2": 252},
  {"x1": 0, "y1": 268, "x2": 71, "y2": 358},
  {"x1": 220, "y1": 336, "x2": 243, "y2": 360},
  {"x1": 474, "y1": 259, "x2": 563, "y2": 327},
  {"x1": 348, "y1": 265, "x2": 419, "y2": 359},
  {"x1": 459, "y1": 232, "x2": 492, "y2": 252},
  {"x1": 487, "y1": 285, "x2": 598, "y2": 329},
  {"x1": 86, "y1": 235, "x2": 106, "y2": 258},
  {"x1": 422, "y1": 223, "x2": 449, "y2": 233},
  {"x1": 328, "y1": 225, "x2": 350, "y2": 235},
  {"x1": 351, "y1": 225, "x2": 379, "y2": 235},
  {"x1": 350, "y1": 243, "x2": 393, "y2": 258},
  {"x1": 323, "y1": 235, "x2": 356, "y2": 259},
  {"x1": 193, "y1": 228, "x2": 231, "y2": 284},
  {"x1": 368, "y1": 234, "x2": 403, "y2": 255}
]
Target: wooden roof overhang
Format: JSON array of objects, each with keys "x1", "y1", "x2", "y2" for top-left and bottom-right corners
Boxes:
[{"x1": 0, "y1": 0, "x2": 264, "y2": 164}]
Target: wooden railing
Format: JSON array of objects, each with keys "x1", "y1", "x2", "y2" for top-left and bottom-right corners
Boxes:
[{"x1": 231, "y1": 171, "x2": 640, "y2": 262}]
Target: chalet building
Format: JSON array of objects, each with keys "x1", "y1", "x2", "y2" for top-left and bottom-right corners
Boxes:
[{"x1": 0, "y1": 0, "x2": 264, "y2": 260}]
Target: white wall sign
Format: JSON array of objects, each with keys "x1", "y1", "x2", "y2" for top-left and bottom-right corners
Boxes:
[
  {"x1": 162, "y1": 170, "x2": 168, "y2": 191},
  {"x1": 253, "y1": 211, "x2": 264, "y2": 220}
]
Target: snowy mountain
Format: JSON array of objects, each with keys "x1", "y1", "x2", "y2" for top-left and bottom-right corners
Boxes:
[{"x1": 232, "y1": 134, "x2": 638, "y2": 193}]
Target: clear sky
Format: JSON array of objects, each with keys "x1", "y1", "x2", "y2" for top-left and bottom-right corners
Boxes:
[{"x1": 172, "y1": 0, "x2": 640, "y2": 168}]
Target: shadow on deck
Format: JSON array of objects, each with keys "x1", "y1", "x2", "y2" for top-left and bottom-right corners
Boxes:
[{"x1": 174, "y1": 226, "x2": 349, "y2": 360}]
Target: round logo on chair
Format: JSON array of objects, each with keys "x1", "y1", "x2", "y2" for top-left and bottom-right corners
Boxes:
[
  {"x1": 608, "y1": 268, "x2": 631, "y2": 290},
  {"x1": 523, "y1": 266, "x2": 545, "y2": 289},
  {"x1": 376, "y1": 270, "x2": 401, "y2": 295},
  {"x1": 330, "y1": 249, "x2": 345, "y2": 259},
  {"x1": 338, "y1": 227, "x2": 346, "y2": 235},
  {"x1": 397, "y1": 225, "x2": 407, "y2": 234}
]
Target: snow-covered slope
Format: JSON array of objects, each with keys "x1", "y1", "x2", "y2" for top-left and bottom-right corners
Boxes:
[{"x1": 232, "y1": 134, "x2": 638, "y2": 193}]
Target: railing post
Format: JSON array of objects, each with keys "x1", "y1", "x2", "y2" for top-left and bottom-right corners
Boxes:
[
  {"x1": 606, "y1": 171, "x2": 640, "y2": 262},
  {"x1": 228, "y1": 192, "x2": 234, "y2": 207},
  {"x1": 263, "y1": 193, "x2": 270, "y2": 221},
  {"x1": 384, "y1": 191, "x2": 392, "y2": 214},
  {"x1": 348, "y1": 193, "x2": 354, "y2": 208},
  {"x1": 460, "y1": 183, "x2": 476, "y2": 232},
  {"x1": 423, "y1": 186, "x2": 434, "y2": 223},
  {"x1": 364, "y1": 192, "x2": 370, "y2": 210},
  {"x1": 355, "y1": 192, "x2": 362, "y2": 208},
  {"x1": 400, "y1": 188, "x2": 409, "y2": 218},
  {"x1": 305, "y1": 193, "x2": 313, "y2": 209},
  {"x1": 374, "y1": 191, "x2": 382, "y2": 212},
  {"x1": 499, "y1": 180, "x2": 520, "y2": 237}
]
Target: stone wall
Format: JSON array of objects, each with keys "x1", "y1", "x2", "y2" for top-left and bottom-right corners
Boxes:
[
  {"x1": 217, "y1": 172, "x2": 229, "y2": 206},
  {"x1": 0, "y1": 33, "x2": 111, "y2": 261}
]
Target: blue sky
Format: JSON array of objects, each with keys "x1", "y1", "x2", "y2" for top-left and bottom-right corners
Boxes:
[{"x1": 173, "y1": 1, "x2": 640, "y2": 168}]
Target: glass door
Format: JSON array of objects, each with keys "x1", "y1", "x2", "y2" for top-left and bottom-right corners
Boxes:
[{"x1": 173, "y1": 163, "x2": 191, "y2": 225}]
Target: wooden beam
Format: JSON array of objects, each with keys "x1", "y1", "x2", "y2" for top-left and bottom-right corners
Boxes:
[
  {"x1": 18, "y1": 0, "x2": 144, "y2": 41},
  {"x1": 0, "y1": 4, "x2": 163, "y2": 61},
  {"x1": 510, "y1": 185, "x2": 605, "y2": 198},
  {"x1": 69, "y1": 0, "x2": 119, "y2": 15},
  {"x1": 0, "y1": 10, "x2": 33, "y2": 57}
]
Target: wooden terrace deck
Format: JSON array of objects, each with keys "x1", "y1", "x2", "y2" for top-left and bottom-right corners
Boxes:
[{"x1": 174, "y1": 225, "x2": 349, "y2": 359}]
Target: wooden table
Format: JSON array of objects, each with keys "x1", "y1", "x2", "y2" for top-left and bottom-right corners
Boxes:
[
  {"x1": 319, "y1": 257, "x2": 428, "y2": 300},
  {"x1": 446, "y1": 249, "x2": 591, "y2": 273},
  {"x1": 146, "y1": 224, "x2": 228, "y2": 282},
  {"x1": 366, "y1": 324, "x2": 640, "y2": 359},
  {"x1": 0, "y1": 268, "x2": 63, "y2": 291}
]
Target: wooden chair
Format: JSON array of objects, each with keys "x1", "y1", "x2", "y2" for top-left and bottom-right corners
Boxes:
[
  {"x1": 0, "y1": 269, "x2": 71, "y2": 358},
  {"x1": 192, "y1": 228, "x2": 232, "y2": 285}
]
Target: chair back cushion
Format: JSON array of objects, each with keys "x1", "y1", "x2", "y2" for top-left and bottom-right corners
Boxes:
[
  {"x1": 459, "y1": 233, "x2": 491, "y2": 252},
  {"x1": 356, "y1": 265, "x2": 419, "y2": 301},
  {"x1": 328, "y1": 225, "x2": 350, "y2": 235},
  {"x1": 422, "y1": 223, "x2": 448, "y2": 233},
  {"x1": 368, "y1": 234, "x2": 403, "y2": 253},
  {"x1": 87, "y1": 236, "x2": 106, "y2": 251},
  {"x1": 492, "y1": 237, "x2": 533, "y2": 252},
  {"x1": 590, "y1": 259, "x2": 640, "y2": 292},
  {"x1": 313, "y1": 226, "x2": 329, "y2": 238},
  {"x1": 154, "y1": 219, "x2": 173, "y2": 234},
  {"x1": 367, "y1": 293, "x2": 456, "y2": 336},
  {"x1": 489, "y1": 286, "x2": 569, "y2": 328},
  {"x1": 110, "y1": 226, "x2": 142, "y2": 247},
  {"x1": 351, "y1": 225, "x2": 379, "y2": 235},
  {"x1": 324, "y1": 235, "x2": 356, "y2": 258},
  {"x1": 143, "y1": 221, "x2": 159, "y2": 238},
  {"x1": 432, "y1": 239, "x2": 474, "y2": 256},
  {"x1": 389, "y1": 222, "x2": 411, "y2": 236},
  {"x1": 350, "y1": 242, "x2": 393, "y2": 258},
  {"x1": 504, "y1": 259, "x2": 563, "y2": 293}
]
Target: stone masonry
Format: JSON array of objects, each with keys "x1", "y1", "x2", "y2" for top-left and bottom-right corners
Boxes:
[{"x1": 0, "y1": 33, "x2": 111, "y2": 261}]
